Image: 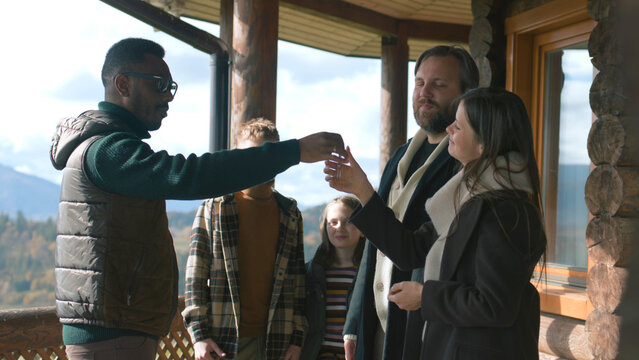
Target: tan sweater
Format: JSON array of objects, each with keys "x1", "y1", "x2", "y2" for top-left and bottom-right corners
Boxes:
[{"x1": 235, "y1": 191, "x2": 280, "y2": 337}]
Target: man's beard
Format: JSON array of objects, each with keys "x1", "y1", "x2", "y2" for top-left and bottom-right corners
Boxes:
[{"x1": 415, "y1": 105, "x2": 453, "y2": 134}]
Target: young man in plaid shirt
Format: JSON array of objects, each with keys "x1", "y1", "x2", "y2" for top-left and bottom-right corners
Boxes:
[{"x1": 183, "y1": 118, "x2": 307, "y2": 360}]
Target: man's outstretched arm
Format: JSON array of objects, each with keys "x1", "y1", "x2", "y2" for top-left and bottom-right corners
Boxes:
[{"x1": 84, "y1": 132, "x2": 345, "y2": 200}]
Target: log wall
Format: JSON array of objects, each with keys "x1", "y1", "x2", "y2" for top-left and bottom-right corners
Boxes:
[
  {"x1": 470, "y1": 0, "x2": 506, "y2": 87},
  {"x1": 585, "y1": 0, "x2": 639, "y2": 359},
  {"x1": 539, "y1": 313, "x2": 590, "y2": 360}
]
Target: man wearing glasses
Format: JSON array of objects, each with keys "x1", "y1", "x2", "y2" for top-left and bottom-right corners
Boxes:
[{"x1": 50, "y1": 37, "x2": 344, "y2": 360}]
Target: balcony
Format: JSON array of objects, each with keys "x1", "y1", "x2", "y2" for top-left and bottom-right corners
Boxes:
[{"x1": 0, "y1": 297, "x2": 194, "y2": 360}]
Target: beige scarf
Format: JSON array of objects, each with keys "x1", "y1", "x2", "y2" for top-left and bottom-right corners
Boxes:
[{"x1": 422, "y1": 152, "x2": 533, "y2": 282}]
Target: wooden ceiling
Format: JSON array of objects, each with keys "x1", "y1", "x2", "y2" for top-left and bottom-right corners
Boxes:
[{"x1": 148, "y1": 0, "x2": 472, "y2": 60}]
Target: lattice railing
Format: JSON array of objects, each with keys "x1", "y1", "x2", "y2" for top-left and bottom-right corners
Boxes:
[{"x1": 0, "y1": 298, "x2": 194, "y2": 360}]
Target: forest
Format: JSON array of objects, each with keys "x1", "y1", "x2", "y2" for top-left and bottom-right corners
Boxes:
[
  {"x1": 0, "y1": 212, "x2": 57, "y2": 309},
  {"x1": 0, "y1": 203, "x2": 324, "y2": 310}
]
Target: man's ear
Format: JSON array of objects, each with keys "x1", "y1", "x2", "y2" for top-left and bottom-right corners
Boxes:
[{"x1": 113, "y1": 74, "x2": 130, "y2": 97}]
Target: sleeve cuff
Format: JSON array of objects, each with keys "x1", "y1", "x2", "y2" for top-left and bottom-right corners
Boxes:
[
  {"x1": 290, "y1": 330, "x2": 304, "y2": 347},
  {"x1": 343, "y1": 334, "x2": 357, "y2": 341}
]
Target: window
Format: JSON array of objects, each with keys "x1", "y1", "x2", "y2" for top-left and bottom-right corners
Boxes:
[
  {"x1": 505, "y1": 0, "x2": 595, "y2": 320},
  {"x1": 542, "y1": 45, "x2": 592, "y2": 282}
]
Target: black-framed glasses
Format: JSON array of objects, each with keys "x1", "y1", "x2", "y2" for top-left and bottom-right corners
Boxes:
[{"x1": 121, "y1": 72, "x2": 178, "y2": 96}]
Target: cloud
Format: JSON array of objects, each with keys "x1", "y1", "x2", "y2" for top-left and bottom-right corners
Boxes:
[
  {"x1": 276, "y1": 67, "x2": 382, "y2": 158},
  {"x1": 557, "y1": 49, "x2": 593, "y2": 165},
  {"x1": 0, "y1": 134, "x2": 61, "y2": 184},
  {"x1": 1, "y1": 0, "x2": 416, "y2": 211},
  {"x1": 48, "y1": 70, "x2": 103, "y2": 101},
  {"x1": 276, "y1": 156, "x2": 380, "y2": 209},
  {"x1": 165, "y1": 52, "x2": 217, "y2": 85},
  {"x1": 278, "y1": 41, "x2": 379, "y2": 85}
]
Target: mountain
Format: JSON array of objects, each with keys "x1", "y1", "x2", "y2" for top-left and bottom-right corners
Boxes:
[
  {"x1": 0, "y1": 163, "x2": 209, "y2": 218},
  {"x1": 0, "y1": 164, "x2": 60, "y2": 220},
  {"x1": 301, "y1": 203, "x2": 325, "y2": 262}
]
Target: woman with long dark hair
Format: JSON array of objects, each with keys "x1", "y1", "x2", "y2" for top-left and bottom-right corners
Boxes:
[{"x1": 325, "y1": 88, "x2": 546, "y2": 360}]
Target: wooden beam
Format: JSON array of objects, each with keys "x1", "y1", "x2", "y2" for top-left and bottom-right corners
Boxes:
[
  {"x1": 380, "y1": 23, "x2": 408, "y2": 173},
  {"x1": 100, "y1": 0, "x2": 228, "y2": 54},
  {"x1": 282, "y1": 0, "x2": 396, "y2": 35},
  {"x1": 405, "y1": 20, "x2": 470, "y2": 43},
  {"x1": 282, "y1": 0, "x2": 470, "y2": 42}
]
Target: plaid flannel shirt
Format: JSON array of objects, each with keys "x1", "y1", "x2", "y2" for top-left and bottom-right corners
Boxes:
[{"x1": 183, "y1": 191, "x2": 307, "y2": 360}]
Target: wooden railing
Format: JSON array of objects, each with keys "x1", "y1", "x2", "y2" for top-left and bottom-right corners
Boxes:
[
  {"x1": 0, "y1": 299, "x2": 591, "y2": 360},
  {"x1": 0, "y1": 297, "x2": 194, "y2": 360}
]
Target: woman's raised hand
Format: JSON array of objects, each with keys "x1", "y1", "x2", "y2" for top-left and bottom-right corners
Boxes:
[{"x1": 324, "y1": 146, "x2": 375, "y2": 205}]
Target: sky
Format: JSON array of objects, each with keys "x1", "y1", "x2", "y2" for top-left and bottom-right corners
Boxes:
[
  {"x1": 0, "y1": 0, "x2": 421, "y2": 211},
  {"x1": 0, "y1": 1, "x2": 593, "y2": 213},
  {"x1": 557, "y1": 49, "x2": 593, "y2": 165}
]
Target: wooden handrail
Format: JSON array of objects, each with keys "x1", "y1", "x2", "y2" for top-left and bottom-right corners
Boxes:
[
  {"x1": 0, "y1": 298, "x2": 194, "y2": 359},
  {"x1": 0, "y1": 306, "x2": 61, "y2": 351}
]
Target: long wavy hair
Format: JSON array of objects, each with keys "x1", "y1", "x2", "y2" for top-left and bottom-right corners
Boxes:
[
  {"x1": 452, "y1": 88, "x2": 541, "y2": 208},
  {"x1": 451, "y1": 88, "x2": 546, "y2": 270},
  {"x1": 312, "y1": 196, "x2": 366, "y2": 269}
]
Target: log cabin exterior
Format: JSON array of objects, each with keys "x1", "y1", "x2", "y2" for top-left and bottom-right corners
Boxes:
[{"x1": 2, "y1": 0, "x2": 637, "y2": 359}]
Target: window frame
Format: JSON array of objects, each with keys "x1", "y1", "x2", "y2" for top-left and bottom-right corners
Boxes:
[{"x1": 505, "y1": 0, "x2": 596, "y2": 320}]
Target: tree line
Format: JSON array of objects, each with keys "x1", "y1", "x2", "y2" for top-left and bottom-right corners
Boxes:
[
  {"x1": 0, "y1": 212, "x2": 57, "y2": 309},
  {"x1": 0, "y1": 204, "x2": 325, "y2": 310}
]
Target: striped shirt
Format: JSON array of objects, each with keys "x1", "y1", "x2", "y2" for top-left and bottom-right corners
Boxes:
[{"x1": 319, "y1": 266, "x2": 358, "y2": 359}]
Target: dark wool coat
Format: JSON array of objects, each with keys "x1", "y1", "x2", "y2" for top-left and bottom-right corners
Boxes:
[
  {"x1": 351, "y1": 191, "x2": 546, "y2": 360},
  {"x1": 343, "y1": 139, "x2": 457, "y2": 360}
]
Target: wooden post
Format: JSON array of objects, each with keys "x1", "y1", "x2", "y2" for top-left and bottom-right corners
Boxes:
[
  {"x1": 585, "y1": 0, "x2": 639, "y2": 358},
  {"x1": 230, "y1": 0, "x2": 279, "y2": 146},
  {"x1": 220, "y1": 0, "x2": 233, "y2": 48},
  {"x1": 379, "y1": 22, "x2": 408, "y2": 172},
  {"x1": 470, "y1": 0, "x2": 506, "y2": 87}
]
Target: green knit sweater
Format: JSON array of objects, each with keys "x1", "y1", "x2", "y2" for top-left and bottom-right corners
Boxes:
[
  {"x1": 84, "y1": 102, "x2": 300, "y2": 200},
  {"x1": 63, "y1": 102, "x2": 301, "y2": 345}
]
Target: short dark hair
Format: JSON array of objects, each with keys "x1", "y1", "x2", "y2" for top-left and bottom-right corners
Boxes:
[
  {"x1": 101, "y1": 38, "x2": 165, "y2": 86},
  {"x1": 414, "y1": 45, "x2": 479, "y2": 92}
]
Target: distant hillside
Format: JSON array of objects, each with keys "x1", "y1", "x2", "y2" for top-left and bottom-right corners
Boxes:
[
  {"x1": 301, "y1": 203, "x2": 325, "y2": 262},
  {"x1": 0, "y1": 164, "x2": 59, "y2": 220},
  {"x1": 0, "y1": 212, "x2": 57, "y2": 309},
  {"x1": 0, "y1": 163, "x2": 209, "y2": 218},
  {"x1": 0, "y1": 202, "x2": 326, "y2": 309}
]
